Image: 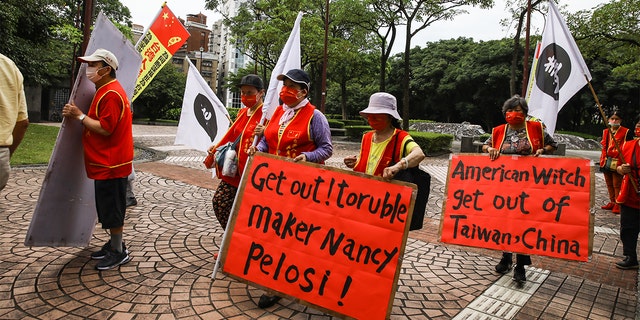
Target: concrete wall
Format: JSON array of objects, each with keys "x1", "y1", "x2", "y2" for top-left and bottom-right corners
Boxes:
[{"x1": 24, "y1": 86, "x2": 42, "y2": 122}]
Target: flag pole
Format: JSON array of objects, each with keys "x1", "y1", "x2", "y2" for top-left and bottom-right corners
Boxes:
[
  {"x1": 585, "y1": 75, "x2": 638, "y2": 193},
  {"x1": 521, "y1": 0, "x2": 532, "y2": 96}
]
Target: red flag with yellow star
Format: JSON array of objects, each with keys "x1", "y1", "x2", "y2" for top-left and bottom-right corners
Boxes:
[{"x1": 132, "y1": 3, "x2": 189, "y2": 101}]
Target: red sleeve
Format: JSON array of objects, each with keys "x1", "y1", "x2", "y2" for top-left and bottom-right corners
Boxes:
[{"x1": 97, "y1": 91, "x2": 124, "y2": 134}]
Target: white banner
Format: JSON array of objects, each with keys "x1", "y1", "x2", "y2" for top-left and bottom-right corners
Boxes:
[
  {"x1": 174, "y1": 59, "x2": 230, "y2": 152},
  {"x1": 25, "y1": 12, "x2": 142, "y2": 247}
]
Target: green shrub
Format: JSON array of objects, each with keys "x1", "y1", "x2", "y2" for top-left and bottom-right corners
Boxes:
[
  {"x1": 409, "y1": 119, "x2": 433, "y2": 125},
  {"x1": 227, "y1": 108, "x2": 240, "y2": 121},
  {"x1": 409, "y1": 131, "x2": 453, "y2": 155},
  {"x1": 343, "y1": 119, "x2": 367, "y2": 126},
  {"x1": 344, "y1": 127, "x2": 453, "y2": 155},
  {"x1": 164, "y1": 108, "x2": 182, "y2": 121},
  {"x1": 475, "y1": 133, "x2": 490, "y2": 142},
  {"x1": 328, "y1": 119, "x2": 345, "y2": 128},
  {"x1": 344, "y1": 125, "x2": 370, "y2": 141}
]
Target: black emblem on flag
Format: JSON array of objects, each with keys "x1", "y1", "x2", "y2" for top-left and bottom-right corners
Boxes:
[
  {"x1": 535, "y1": 44, "x2": 572, "y2": 101},
  {"x1": 193, "y1": 93, "x2": 218, "y2": 142}
]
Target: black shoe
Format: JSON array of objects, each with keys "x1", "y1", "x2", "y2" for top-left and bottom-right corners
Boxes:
[
  {"x1": 96, "y1": 248, "x2": 131, "y2": 270},
  {"x1": 616, "y1": 256, "x2": 639, "y2": 270},
  {"x1": 513, "y1": 265, "x2": 526, "y2": 283},
  {"x1": 126, "y1": 197, "x2": 137, "y2": 207},
  {"x1": 495, "y1": 257, "x2": 513, "y2": 274},
  {"x1": 91, "y1": 241, "x2": 128, "y2": 260},
  {"x1": 257, "y1": 294, "x2": 281, "y2": 308}
]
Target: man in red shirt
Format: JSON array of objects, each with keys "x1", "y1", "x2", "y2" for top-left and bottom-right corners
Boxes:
[{"x1": 62, "y1": 48, "x2": 133, "y2": 271}]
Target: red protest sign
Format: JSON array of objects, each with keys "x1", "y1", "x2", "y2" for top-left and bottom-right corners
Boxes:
[
  {"x1": 220, "y1": 153, "x2": 416, "y2": 319},
  {"x1": 439, "y1": 154, "x2": 594, "y2": 261}
]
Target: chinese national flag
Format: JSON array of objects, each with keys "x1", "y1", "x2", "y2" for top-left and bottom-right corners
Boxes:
[{"x1": 132, "y1": 4, "x2": 190, "y2": 101}]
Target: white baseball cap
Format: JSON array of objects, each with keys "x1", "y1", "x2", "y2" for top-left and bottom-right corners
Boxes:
[{"x1": 78, "y1": 48, "x2": 119, "y2": 70}]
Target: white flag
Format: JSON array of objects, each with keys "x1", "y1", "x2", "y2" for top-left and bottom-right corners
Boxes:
[
  {"x1": 262, "y1": 12, "x2": 303, "y2": 121},
  {"x1": 526, "y1": 0, "x2": 592, "y2": 136},
  {"x1": 175, "y1": 59, "x2": 230, "y2": 152}
]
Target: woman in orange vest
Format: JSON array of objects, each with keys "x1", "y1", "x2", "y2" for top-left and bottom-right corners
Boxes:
[
  {"x1": 343, "y1": 92, "x2": 425, "y2": 179},
  {"x1": 208, "y1": 74, "x2": 266, "y2": 231},
  {"x1": 599, "y1": 110, "x2": 634, "y2": 214},
  {"x1": 614, "y1": 115, "x2": 640, "y2": 269},
  {"x1": 248, "y1": 68, "x2": 333, "y2": 309},
  {"x1": 482, "y1": 95, "x2": 557, "y2": 284}
]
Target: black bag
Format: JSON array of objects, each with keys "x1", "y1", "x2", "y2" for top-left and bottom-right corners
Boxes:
[{"x1": 392, "y1": 134, "x2": 431, "y2": 231}]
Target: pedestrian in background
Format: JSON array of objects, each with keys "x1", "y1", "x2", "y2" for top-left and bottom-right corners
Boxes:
[
  {"x1": 600, "y1": 110, "x2": 634, "y2": 214},
  {"x1": 482, "y1": 95, "x2": 557, "y2": 283},
  {"x1": 0, "y1": 53, "x2": 29, "y2": 192},
  {"x1": 614, "y1": 115, "x2": 640, "y2": 269},
  {"x1": 62, "y1": 49, "x2": 133, "y2": 271}
]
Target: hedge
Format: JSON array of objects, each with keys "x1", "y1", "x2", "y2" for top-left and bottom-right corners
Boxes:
[{"x1": 344, "y1": 126, "x2": 453, "y2": 155}]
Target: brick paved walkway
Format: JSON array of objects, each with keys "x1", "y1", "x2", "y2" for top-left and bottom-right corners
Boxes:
[{"x1": 0, "y1": 124, "x2": 636, "y2": 319}]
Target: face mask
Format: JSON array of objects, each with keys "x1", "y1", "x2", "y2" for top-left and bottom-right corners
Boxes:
[
  {"x1": 635, "y1": 128, "x2": 640, "y2": 137},
  {"x1": 86, "y1": 66, "x2": 105, "y2": 83},
  {"x1": 241, "y1": 94, "x2": 258, "y2": 108},
  {"x1": 279, "y1": 86, "x2": 302, "y2": 106},
  {"x1": 505, "y1": 111, "x2": 525, "y2": 126},
  {"x1": 609, "y1": 121, "x2": 621, "y2": 128},
  {"x1": 368, "y1": 116, "x2": 389, "y2": 131}
]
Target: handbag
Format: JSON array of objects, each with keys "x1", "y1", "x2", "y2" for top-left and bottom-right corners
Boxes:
[
  {"x1": 603, "y1": 157, "x2": 618, "y2": 172},
  {"x1": 391, "y1": 134, "x2": 431, "y2": 231},
  {"x1": 207, "y1": 136, "x2": 241, "y2": 174}
]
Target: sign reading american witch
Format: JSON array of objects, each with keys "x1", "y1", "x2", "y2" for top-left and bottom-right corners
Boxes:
[{"x1": 439, "y1": 154, "x2": 594, "y2": 261}]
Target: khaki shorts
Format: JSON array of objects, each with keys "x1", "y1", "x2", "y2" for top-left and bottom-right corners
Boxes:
[{"x1": 0, "y1": 147, "x2": 10, "y2": 192}]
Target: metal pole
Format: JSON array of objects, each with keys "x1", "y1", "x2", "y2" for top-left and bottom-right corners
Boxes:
[
  {"x1": 521, "y1": 0, "x2": 532, "y2": 96},
  {"x1": 200, "y1": 47, "x2": 204, "y2": 74},
  {"x1": 320, "y1": 0, "x2": 329, "y2": 113}
]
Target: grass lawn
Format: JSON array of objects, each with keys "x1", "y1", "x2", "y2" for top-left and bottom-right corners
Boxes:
[{"x1": 10, "y1": 124, "x2": 60, "y2": 166}]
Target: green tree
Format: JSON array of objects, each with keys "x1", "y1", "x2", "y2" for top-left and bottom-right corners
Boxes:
[
  {"x1": 569, "y1": 0, "x2": 640, "y2": 81},
  {"x1": 383, "y1": 0, "x2": 494, "y2": 130},
  {"x1": 134, "y1": 63, "x2": 187, "y2": 121}
]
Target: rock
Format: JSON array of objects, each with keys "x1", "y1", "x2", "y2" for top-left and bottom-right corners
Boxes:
[
  {"x1": 410, "y1": 122, "x2": 601, "y2": 151},
  {"x1": 410, "y1": 122, "x2": 486, "y2": 140}
]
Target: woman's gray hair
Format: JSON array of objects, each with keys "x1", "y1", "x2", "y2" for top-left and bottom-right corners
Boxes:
[{"x1": 502, "y1": 95, "x2": 528, "y2": 115}]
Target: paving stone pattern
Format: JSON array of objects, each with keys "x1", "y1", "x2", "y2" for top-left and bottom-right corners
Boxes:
[{"x1": 0, "y1": 124, "x2": 636, "y2": 319}]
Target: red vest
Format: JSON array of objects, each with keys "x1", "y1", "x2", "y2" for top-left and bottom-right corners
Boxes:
[
  {"x1": 600, "y1": 127, "x2": 630, "y2": 167},
  {"x1": 214, "y1": 106, "x2": 264, "y2": 187},
  {"x1": 264, "y1": 102, "x2": 317, "y2": 161},
  {"x1": 616, "y1": 139, "x2": 640, "y2": 208},
  {"x1": 491, "y1": 121, "x2": 545, "y2": 154},
  {"x1": 353, "y1": 129, "x2": 409, "y2": 176},
  {"x1": 82, "y1": 80, "x2": 133, "y2": 180}
]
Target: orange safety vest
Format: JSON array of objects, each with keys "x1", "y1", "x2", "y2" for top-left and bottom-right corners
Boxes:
[
  {"x1": 600, "y1": 127, "x2": 630, "y2": 168},
  {"x1": 616, "y1": 139, "x2": 640, "y2": 208},
  {"x1": 264, "y1": 102, "x2": 318, "y2": 161},
  {"x1": 491, "y1": 121, "x2": 545, "y2": 154},
  {"x1": 82, "y1": 79, "x2": 133, "y2": 180},
  {"x1": 213, "y1": 106, "x2": 264, "y2": 187},
  {"x1": 353, "y1": 129, "x2": 410, "y2": 176}
]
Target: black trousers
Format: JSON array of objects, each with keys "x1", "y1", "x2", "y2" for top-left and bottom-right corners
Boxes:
[
  {"x1": 502, "y1": 252, "x2": 532, "y2": 266},
  {"x1": 619, "y1": 204, "x2": 640, "y2": 259}
]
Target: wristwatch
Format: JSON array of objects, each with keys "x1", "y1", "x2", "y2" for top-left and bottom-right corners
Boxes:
[{"x1": 78, "y1": 114, "x2": 86, "y2": 122}]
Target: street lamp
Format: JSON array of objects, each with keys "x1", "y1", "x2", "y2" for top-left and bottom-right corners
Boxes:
[{"x1": 199, "y1": 47, "x2": 204, "y2": 73}]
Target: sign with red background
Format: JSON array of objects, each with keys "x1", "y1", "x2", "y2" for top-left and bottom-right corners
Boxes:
[
  {"x1": 440, "y1": 154, "x2": 594, "y2": 261},
  {"x1": 220, "y1": 153, "x2": 416, "y2": 319}
]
